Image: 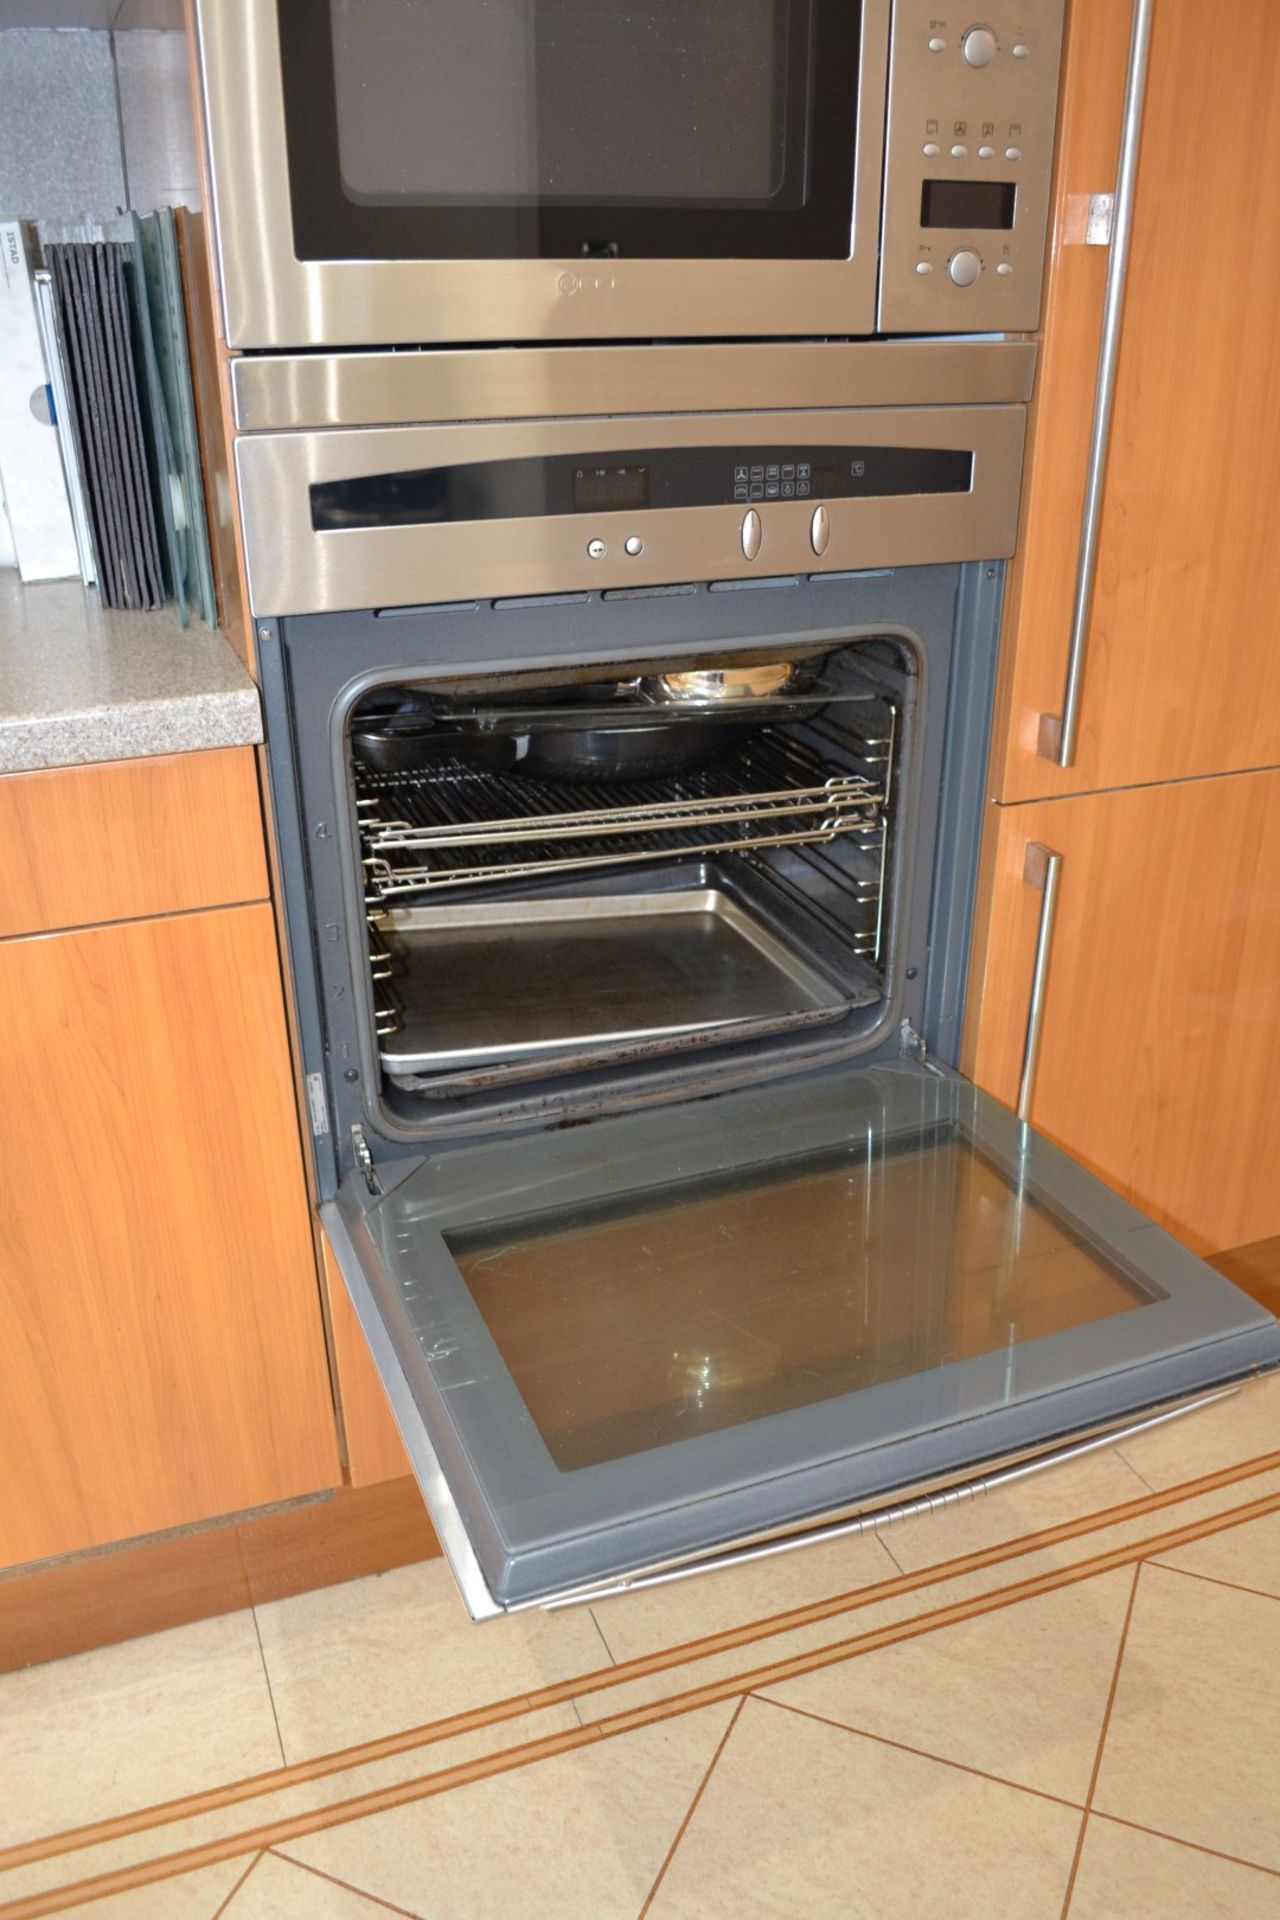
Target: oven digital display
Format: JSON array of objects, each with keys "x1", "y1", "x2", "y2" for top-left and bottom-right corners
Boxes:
[
  {"x1": 572, "y1": 464, "x2": 651, "y2": 514},
  {"x1": 920, "y1": 179, "x2": 1017, "y2": 230}
]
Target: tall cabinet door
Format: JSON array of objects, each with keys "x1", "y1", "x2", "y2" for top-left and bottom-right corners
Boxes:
[
  {"x1": 967, "y1": 768, "x2": 1280, "y2": 1255},
  {"x1": 0, "y1": 904, "x2": 341, "y2": 1567},
  {"x1": 992, "y1": 0, "x2": 1280, "y2": 802}
]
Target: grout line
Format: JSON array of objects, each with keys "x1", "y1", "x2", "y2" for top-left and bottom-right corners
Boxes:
[
  {"x1": 636, "y1": 1697, "x2": 745, "y2": 1919},
  {"x1": 569, "y1": 1697, "x2": 585, "y2": 1727},
  {"x1": 250, "y1": 1610, "x2": 288, "y2": 1769},
  {"x1": 1144, "y1": 1558, "x2": 1280, "y2": 1607},
  {"x1": 1059, "y1": 1561, "x2": 1141, "y2": 1917},
  {"x1": 9, "y1": 1486, "x2": 1280, "y2": 1920},
  {"x1": 1087, "y1": 1811, "x2": 1280, "y2": 1882},
  {"x1": 750, "y1": 1693, "x2": 1085, "y2": 1812},
  {"x1": 1114, "y1": 1447, "x2": 1157, "y2": 1493},
  {"x1": 6, "y1": 1447, "x2": 1279, "y2": 1883},
  {"x1": 268, "y1": 1849, "x2": 424, "y2": 1917},
  {"x1": 876, "y1": 1532, "x2": 906, "y2": 1576},
  {"x1": 588, "y1": 1607, "x2": 618, "y2": 1666},
  {"x1": 209, "y1": 1851, "x2": 263, "y2": 1917}
]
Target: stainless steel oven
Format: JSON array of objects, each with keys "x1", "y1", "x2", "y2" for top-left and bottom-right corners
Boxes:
[
  {"x1": 193, "y1": 0, "x2": 1066, "y2": 348},
  {"x1": 243, "y1": 350, "x2": 1280, "y2": 1620}
]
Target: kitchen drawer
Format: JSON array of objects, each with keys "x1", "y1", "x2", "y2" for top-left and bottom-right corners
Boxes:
[{"x1": 0, "y1": 746, "x2": 269, "y2": 940}]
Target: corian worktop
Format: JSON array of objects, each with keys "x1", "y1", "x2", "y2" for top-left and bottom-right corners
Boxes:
[{"x1": 0, "y1": 572, "x2": 262, "y2": 774}]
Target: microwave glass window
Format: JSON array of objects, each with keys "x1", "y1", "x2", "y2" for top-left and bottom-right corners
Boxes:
[{"x1": 278, "y1": 1, "x2": 861, "y2": 261}]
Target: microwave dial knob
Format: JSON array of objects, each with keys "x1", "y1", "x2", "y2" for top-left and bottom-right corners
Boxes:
[
  {"x1": 962, "y1": 26, "x2": 998, "y2": 66},
  {"x1": 948, "y1": 248, "x2": 983, "y2": 286}
]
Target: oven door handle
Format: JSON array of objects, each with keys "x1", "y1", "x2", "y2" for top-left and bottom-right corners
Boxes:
[
  {"x1": 1039, "y1": 0, "x2": 1156, "y2": 766},
  {"x1": 530, "y1": 1389, "x2": 1237, "y2": 1611}
]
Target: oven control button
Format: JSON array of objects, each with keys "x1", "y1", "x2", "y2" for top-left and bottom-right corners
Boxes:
[
  {"x1": 741, "y1": 509, "x2": 762, "y2": 561},
  {"x1": 809, "y1": 504, "x2": 831, "y2": 558},
  {"x1": 962, "y1": 26, "x2": 998, "y2": 67},
  {"x1": 624, "y1": 535, "x2": 643, "y2": 556},
  {"x1": 587, "y1": 538, "x2": 606, "y2": 559},
  {"x1": 948, "y1": 248, "x2": 983, "y2": 286}
]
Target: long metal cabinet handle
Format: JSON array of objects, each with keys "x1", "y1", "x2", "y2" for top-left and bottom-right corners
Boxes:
[
  {"x1": 1039, "y1": 0, "x2": 1157, "y2": 766},
  {"x1": 1017, "y1": 843, "x2": 1063, "y2": 1120}
]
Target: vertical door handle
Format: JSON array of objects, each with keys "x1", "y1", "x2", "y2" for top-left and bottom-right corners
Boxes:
[
  {"x1": 1039, "y1": 0, "x2": 1156, "y2": 766},
  {"x1": 1017, "y1": 843, "x2": 1063, "y2": 1120}
]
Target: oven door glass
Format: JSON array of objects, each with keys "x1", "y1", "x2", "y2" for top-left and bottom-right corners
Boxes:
[
  {"x1": 324, "y1": 1062, "x2": 1280, "y2": 1616},
  {"x1": 278, "y1": 0, "x2": 860, "y2": 261}
]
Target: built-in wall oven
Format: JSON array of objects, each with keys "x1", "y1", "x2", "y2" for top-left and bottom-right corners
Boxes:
[
  {"x1": 193, "y1": 0, "x2": 1066, "y2": 347},
  {"x1": 240, "y1": 350, "x2": 1280, "y2": 1619}
]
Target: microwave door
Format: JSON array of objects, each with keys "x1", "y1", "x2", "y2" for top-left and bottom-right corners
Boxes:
[{"x1": 321, "y1": 1061, "x2": 1280, "y2": 1620}]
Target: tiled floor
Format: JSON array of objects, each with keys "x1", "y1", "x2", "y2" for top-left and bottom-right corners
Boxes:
[{"x1": 2, "y1": 1373, "x2": 1279, "y2": 1919}]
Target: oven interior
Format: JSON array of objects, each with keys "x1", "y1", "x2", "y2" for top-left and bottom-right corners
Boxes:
[{"x1": 348, "y1": 634, "x2": 915, "y2": 1125}]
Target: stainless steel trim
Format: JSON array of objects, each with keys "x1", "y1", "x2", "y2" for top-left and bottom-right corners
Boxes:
[
  {"x1": 1016, "y1": 842, "x2": 1063, "y2": 1121},
  {"x1": 193, "y1": 0, "x2": 890, "y2": 350},
  {"x1": 235, "y1": 404, "x2": 1028, "y2": 616},
  {"x1": 1039, "y1": 0, "x2": 1156, "y2": 766},
  {"x1": 529, "y1": 1388, "x2": 1239, "y2": 1611},
  {"x1": 229, "y1": 342, "x2": 1041, "y2": 433}
]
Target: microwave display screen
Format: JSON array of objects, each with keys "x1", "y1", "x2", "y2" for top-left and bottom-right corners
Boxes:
[
  {"x1": 920, "y1": 179, "x2": 1017, "y2": 231},
  {"x1": 278, "y1": 1, "x2": 861, "y2": 262}
]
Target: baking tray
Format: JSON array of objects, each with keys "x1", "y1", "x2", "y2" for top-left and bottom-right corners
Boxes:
[{"x1": 376, "y1": 889, "x2": 847, "y2": 1074}]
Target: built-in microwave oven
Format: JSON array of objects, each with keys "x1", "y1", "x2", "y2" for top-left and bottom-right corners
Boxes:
[{"x1": 192, "y1": 0, "x2": 1066, "y2": 350}]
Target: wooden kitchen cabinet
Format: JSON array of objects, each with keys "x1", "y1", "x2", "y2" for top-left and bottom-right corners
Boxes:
[
  {"x1": 990, "y1": 0, "x2": 1280, "y2": 802},
  {"x1": 320, "y1": 1232, "x2": 413, "y2": 1486},
  {"x1": 965, "y1": 767, "x2": 1280, "y2": 1257},
  {"x1": 0, "y1": 900, "x2": 341, "y2": 1567}
]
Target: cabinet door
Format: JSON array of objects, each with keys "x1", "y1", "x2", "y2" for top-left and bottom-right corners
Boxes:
[
  {"x1": 966, "y1": 768, "x2": 1280, "y2": 1254},
  {"x1": 320, "y1": 1232, "x2": 412, "y2": 1486},
  {"x1": 0, "y1": 904, "x2": 341, "y2": 1567},
  {"x1": 993, "y1": 0, "x2": 1280, "y2": 801}
]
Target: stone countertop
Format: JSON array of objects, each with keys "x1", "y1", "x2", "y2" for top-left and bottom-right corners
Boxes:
[{"x1": 0, "y1": 573, "x2": 262, "y2": 773}]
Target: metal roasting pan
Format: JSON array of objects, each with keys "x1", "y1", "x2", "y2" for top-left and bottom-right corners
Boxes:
[{"x1": 376, "y1": 888, "x2": 848, "y2": 1075}]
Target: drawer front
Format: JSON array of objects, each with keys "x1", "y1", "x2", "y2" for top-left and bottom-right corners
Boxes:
[{"x1": 0, "y1": 747, "x2": 269, "y2": 939}]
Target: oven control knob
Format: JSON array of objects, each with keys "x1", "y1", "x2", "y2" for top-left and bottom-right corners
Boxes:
[
  {"x1": 962, "y1": 26, "x2": 998, "y2": 66},
  {"x1": 949, "y1": 248, "x2": 983, "y2": 286},
  {"x1": 810, "y1": 504, "x2": 830, "y2": 558},
  {"x1": 741, "y1": 508, "x2": 762, "y2": 561}
]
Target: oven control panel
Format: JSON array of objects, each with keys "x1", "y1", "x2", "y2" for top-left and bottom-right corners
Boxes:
[{"x1": 879, "y1": 0, "x2": 1066, "y2": 333}]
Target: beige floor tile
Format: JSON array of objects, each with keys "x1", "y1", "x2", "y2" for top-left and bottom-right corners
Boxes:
[
  {"x1": 1093, "y1": 1564, "x2": 1280, "y2": 1870},
  {"x1": 0, "y1": 1612, "x2": 283, "y2": 1850},
  {"x1": 0, "y1": 1706, "x2": 579, "y2": 1913},
  {"x1": 879, "y1": 1446, "x2": 1150, "y2": 1574},
  {"x1": 647, "y1": 1694, "x2": 1080, "y2": 1918},
  {"x1": 1068, "y1": 1816, "x2": 1280, "y2": 1918},
  {"x1": 226, "y1": 1850, "x2": 403, "y2": 1916},
  {"x1": 253, "y1": 1558, "x2": 606, "y2": 1762},
  {"x1": 1153, "y1": 1507, "x2": 1280, "y2": 1600},
  {"x1": 1116, "y1": 1375, "x2": 1280, "y2": 1491},
  {"x1": 278, "y1": 1700, "x2": 735, "y2": 1919},
  {"x1": 759, "y1": 1564, "x2": 1132, "y2": 1802},
  {"x1": 55, "y1": 1856, "x2": 255, "y2": 1918},
  {"x1": 588, "y1": 1528, "x2": 899, "y2": 1665}
]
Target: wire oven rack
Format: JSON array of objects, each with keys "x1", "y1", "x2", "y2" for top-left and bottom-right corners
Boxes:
[{"x1": 356, "y1": 732, "x2": 886, "y2": 901}]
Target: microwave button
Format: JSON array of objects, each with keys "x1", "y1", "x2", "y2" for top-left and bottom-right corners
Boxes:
[
  {"x1": 962, "y1": 26, "x2": 998, "y2": 67},
  {"x1": 978, "y1": 145, "x2": 996, "y2": 159},
  {"x1": 916, "y1": 260, "x2": 934, "y2": 275},
  {"x1": 997, "y1": 261, "x2": 1014, "y2": 275},
  {"x1": 587, "y1": 538, "x2": 606, "y2": 559},
  {"x1": 741, "y1": 509, "x2": 762, "y2": 561},
  {"x1": 922, "y1": 141, "x2": 941, "y2": 157},
  {"x1": 928, "y1": 35, "x2": 946, "y2": 52},
  {"x1": 809, "y1": 505, "x2": 831, "y2": 558},
  {"x1": 948, "y1": 249, "x2": 983, "y2": 287},
  {"x1": 797, "y1": 480, "x2": 811, "y2": 497},
  {"x1": 781, "y1": 481, "x2": 795, "y2": 498},
  {"x1": 950, "y1": 143, "x2": 968, "y2": 158},
  {"x1": 1005, "y1": 145, "x2": 1022, "y2": 161},
  {"x1": 734, "y1": 465, "x2": 749, "y2": 482},
  {"x1": 750, "y1": 483, "x2": 765, "y2": 500},
  {"x1": 1012, "y1": 42, "x2": 1030, "y2": 58},
  {"x1": 797, "y1": 463, "x2": 811, "y2": 480},
  {"x1": 765, "y1": 481, "x2": 780, "y2": 499},
  {"x1": 624, "y1": 535, "x2": 643, "y2": 556},
  {"x1": 734, "y1": 484, "x2": 749, "y2": 502}
]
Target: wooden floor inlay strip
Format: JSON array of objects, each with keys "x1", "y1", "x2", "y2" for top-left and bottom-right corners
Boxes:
[{"x1": 5, "y1": 1479, "x2": 1280, "y2": 1920}]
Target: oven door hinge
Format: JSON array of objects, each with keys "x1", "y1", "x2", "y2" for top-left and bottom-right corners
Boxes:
[
  {"x1": 898, "y1": 1018, "x2": 928, "y2": 1066},
  {"x1": 350, "y1": 1124, "x2": 380, "y2": 1196}
]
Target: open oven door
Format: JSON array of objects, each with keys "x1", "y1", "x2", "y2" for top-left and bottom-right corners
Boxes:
[{"x1": 321, "y1": 1061, "x2": 1280, "y2": 1619}]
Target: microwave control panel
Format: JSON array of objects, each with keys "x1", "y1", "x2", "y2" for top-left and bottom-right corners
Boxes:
[{"x1": 879, "y1": 0, "x2": 1066, "y2": 333}]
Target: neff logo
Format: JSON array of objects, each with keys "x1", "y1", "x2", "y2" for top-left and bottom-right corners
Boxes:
[{"x1": 557, "y1": 271, "x2": 618, "y2": 296}]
